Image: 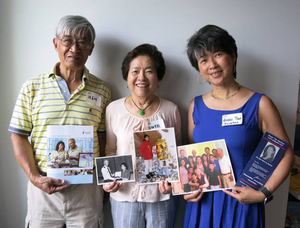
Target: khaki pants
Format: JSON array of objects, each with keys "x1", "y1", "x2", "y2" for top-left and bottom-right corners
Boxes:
[
  {"x1": 25, "y1": 174, "x2": 103, "y2": 228},
  {"x1": 222, "y1": 173, "x2": 234, "y2": 188}
]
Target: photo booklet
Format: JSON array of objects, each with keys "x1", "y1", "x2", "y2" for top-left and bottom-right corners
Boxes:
[
  {"x1": 172, "y1": 139, "x2": 236, "y2": 195},
  {"x1": 47, "y1": 125, "x2": 94, "y2": 184},
  {"x1": 95, "y1": 154, "x2": 135, "y2": 185},
  {"x1": 236, "y1": 132, "x2": 289, "y2": 189}
]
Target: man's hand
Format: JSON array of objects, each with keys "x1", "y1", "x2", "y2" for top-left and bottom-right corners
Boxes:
[{"x1": 31, "y1": 175, "x2": 70, "y2": 194}]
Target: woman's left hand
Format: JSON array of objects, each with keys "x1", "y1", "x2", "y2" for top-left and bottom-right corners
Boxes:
[
  {"x1": 159, "y1": 181, "x2": 172, "y2": 194},
  {"x1": 223, "y1": 186, "x2": 265, "y2": 204}
]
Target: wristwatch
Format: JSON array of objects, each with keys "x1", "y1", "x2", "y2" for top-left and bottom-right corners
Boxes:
[{"x1": 258, "y1": 186, "x2": 273, "y2": 204}]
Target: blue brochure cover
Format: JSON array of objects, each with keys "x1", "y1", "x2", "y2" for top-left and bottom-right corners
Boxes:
[{"x1": 236, "y1": 132, "x2": 288, "y2": 189}]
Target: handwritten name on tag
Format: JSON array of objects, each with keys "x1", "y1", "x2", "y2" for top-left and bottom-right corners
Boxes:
[
  {"x1": 148, "y1": 119, "x2": 165, "y2": 130},
  {"x1": 222, "y1": 113, "x2": 243, "y2": 126},
  {"x1": 86, "y1": 91, "x2": 101, "y2": 106}
]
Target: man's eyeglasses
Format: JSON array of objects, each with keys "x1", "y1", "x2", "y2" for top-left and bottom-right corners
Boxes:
[{"x1": 57, "y1": 38, "x2": 91, "y2": 50}]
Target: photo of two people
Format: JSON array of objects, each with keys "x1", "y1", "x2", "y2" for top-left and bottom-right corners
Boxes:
[
  {"x1": 95, "y1": 155, "x2": 134, "y2": 185},
  {"x1": 46, "y1": 125, "x2": 94, "y2": 184}
]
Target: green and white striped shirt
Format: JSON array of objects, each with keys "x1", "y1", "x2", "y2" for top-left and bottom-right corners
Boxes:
[{"x1": 9, "y1": 63, "x2": 111, "y2": 172}]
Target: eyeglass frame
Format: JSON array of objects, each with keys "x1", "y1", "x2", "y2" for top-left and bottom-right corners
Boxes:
[{"x1": 56, "y1": 37, "x2": 92, "y2": 50}]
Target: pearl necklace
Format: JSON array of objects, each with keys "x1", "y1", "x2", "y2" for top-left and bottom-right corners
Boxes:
[
  {"x1": 211, "y1": 84, "x2": 241, "y2": 101},
  {"x1": 132, "y1": 98, "x2": 155, "y2": 116}
]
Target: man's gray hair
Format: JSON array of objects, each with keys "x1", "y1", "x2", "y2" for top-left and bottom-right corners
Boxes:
[{"x1": 55, "y1": 15, "x2": 96, "y2": 45}]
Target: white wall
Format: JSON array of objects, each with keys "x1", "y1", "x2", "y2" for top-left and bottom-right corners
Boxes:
[{"x1": 1, "y1": 0, "x2": 300, "y2": 227}]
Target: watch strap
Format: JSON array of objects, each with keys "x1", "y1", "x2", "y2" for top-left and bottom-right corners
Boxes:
[
  {"x1": 258, "y1": 186, "x2": 273, "y2": 204},
  {"x1": 258, "y1": 186, "x2": 272, "y2": 198}
]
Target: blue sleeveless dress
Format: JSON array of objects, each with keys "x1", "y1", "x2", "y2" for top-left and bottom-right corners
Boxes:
[{"x1": 184, "y1": 93, "x2": 265, "y2": 228}]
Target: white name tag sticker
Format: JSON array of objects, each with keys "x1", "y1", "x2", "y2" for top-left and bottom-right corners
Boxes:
[
  {"x1": 222, "y1": 113, "x2": 243, "y2": 126},
  {"x1": 148, "y1": 119, "x2": 165, "y2": 130},
  {"x1": 86, "y1": 91, "x2": 101, "y2": 106}
]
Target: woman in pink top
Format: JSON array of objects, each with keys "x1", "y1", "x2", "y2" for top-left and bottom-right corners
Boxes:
[{"x1": 103, "y1": 44, "x2": 181, "y2": 228}]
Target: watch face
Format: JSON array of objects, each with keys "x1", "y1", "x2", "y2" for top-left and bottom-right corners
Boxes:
[{"x1": 264, "y1": 195, "x2": 274, "y2": 204}]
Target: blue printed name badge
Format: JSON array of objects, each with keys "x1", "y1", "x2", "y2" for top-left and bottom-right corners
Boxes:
[
  {"x1": 222, "y1": 113, "x2": 243, "y2": 126},
  {"x1": 148, "y1": 119, "x2": 165, "y2": 130}
]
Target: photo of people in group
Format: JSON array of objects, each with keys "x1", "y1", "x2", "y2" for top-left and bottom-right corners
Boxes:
[
  {"x1": 95, "y1": 155, "x2": 135, "y2": 185},
  {"x1": 172, "y1": 139, "x2": 235, "y2": 195}
]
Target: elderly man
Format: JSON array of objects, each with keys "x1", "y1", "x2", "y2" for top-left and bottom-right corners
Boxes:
[
  {"x1": 217, "y1": 148, "x2": 234, "y2": 188},
  {"x1": 67, "y1": 138, "x2": 83, "y2": 166},
  {"x1": 9, "y1": 15, "x2": 111, "y2": 228},
  {"x1": 101, "y1": 159, "x2": 115, "y2": 182}
]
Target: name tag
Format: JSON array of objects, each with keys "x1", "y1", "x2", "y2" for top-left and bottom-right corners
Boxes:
[
  {"x1": 222, "y1": 113, "x2": 243, "y2": 126},
  {"x1": 148, "y1": 119, "x2": 165, "y2": 130},
  {"x1": 86, "y1": 91, "x2": 101, "y2": 106}
]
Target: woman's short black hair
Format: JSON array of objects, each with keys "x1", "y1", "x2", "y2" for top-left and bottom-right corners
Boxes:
[
  {"x1": 120, "y1": 162, "x2": 128, "y2": 170},
  {"x1": 121, "y1": 43, "x2": 166, "y2": 81},
  {"x1": 187, "y1": 25, "x2": 238, "y2": 78},
  {"x1": 55, "y1": 141, "x2": 65, "y2": 151}
]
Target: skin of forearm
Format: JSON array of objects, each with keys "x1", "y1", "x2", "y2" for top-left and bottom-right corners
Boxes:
[
  {"x1": 11, "y1": 133, "x2": 40, "y2": 182},
  {"x1": 265, "y1": 147, "x2": 295, "y2": 193}
]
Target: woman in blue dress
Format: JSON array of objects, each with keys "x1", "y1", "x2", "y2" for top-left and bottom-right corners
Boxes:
[{"x1": 183, "y1": 25, "x2": 295, "y2": 228}]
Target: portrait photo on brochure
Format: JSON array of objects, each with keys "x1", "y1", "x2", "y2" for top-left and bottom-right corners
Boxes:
[
  {"x1": 133, "y1": 127, "x2": 180, "y2": 185},
  {"x1": 95, "y1": 155, "x2": 135, "y2": 185},
  {"x1": 172, "y1": 139, "x2": 236, "y2": 195}
]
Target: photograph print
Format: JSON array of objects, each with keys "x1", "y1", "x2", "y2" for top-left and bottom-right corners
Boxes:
[
  {"x1": 133, "y1": 127, "x2": 180, "y2": 184},
  {"x1": 95, "y1": 155, "x2": 135, "y2": 185},
  {"x1": 172, "y1": 139, "x2": 235, "y2": 195},
  {"x1": 46, "y1": 125, "x2": 94, "y2": 184}
]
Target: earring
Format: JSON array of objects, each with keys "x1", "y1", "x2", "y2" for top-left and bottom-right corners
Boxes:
[
  {"x1": 233, "y1": 64, "x2": 236, "y2": 74},
  {"x1": 197, "y1": 75, "x2": 206, "y2": 84},
  {"x1": 127, "y1": 85, "x2": 128, "y2": 89},
  {"x1": 157, "y1": 85, "x2": 159, "y2": 89}
]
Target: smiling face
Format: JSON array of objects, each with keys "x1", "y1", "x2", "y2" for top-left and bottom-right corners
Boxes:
[
  {"x1": 58, "y1": 143, "x2": 64, "y2": 152},
  {"x1": 121, "y1": 164, "x2": 126, "y2": 171},
  {"x1": 197, "y1": 50, "x2": 236, "y2": 86},
  {"x1": 192, "y1": 150, "x2": 196, "y2": 157},
  {"x1": 205, "y1": 148, "x2": 210, "y2": 155},
  {"x1": 209, "y1": 163, "x2": 215, "y2": 171},
  {"x1": 127, "y1": 55, "x2": 158, "y2": 99},
  {"x1": 180, "y1": 150, "x2": 186, "y2": 157},
  {"x1": 209, "y1": 155, "x2": 215, "y2": 163},
  {"x1": 180, "y1": 159, "x2": 186, "y2": 167},
  {"x1": 217, "y1": 148, "x2": 224, "y2": 158},
  {"x1": 68, "y1": 139, "x2": 76, "y2": 149},
  {"x1": 104, "y1": 160, "x2": 109, "y2": 166},
  {"x1": 196, "y1": 157, "x2": 202, "y2": 164},
  {"x1": 265, "y1": 146, "x2": 275, "y2": 158},
  {"x1": 53, "y1": 33, "x2": 94, "y2": 72}
]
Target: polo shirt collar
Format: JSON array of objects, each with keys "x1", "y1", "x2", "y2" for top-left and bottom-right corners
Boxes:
[{"x1": 48, "y1": 62, "x2": 90, "y2": 82}]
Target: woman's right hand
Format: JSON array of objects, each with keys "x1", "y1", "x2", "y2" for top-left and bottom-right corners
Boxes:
[
  {"x1": 103, "y1": 181, "x2": 123, "y2": 193},
  {"x1": 184, "y1": 189, "x2": 204, "y2": 202}
]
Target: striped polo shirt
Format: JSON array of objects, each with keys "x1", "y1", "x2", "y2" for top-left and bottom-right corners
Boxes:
[{"x1": 8, "y1": 63, "x2": 111, "y2": 172}]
